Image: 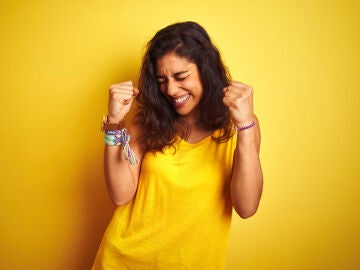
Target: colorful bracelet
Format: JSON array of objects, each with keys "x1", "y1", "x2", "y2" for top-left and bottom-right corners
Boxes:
[
  {"x1": 104, "y1": 128, "x2": 138, "y2": 165},
  {"x1": 234, "y1": 121, "x2": 256, "y2": 132}
]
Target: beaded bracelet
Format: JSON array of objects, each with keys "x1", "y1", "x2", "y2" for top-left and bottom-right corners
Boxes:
[
  {"x1": 234, "y1": 121, "x2": 256, "y2": 132},
  {"x1": 104, "y1": 128, "x2": 138, "y2": 165}
]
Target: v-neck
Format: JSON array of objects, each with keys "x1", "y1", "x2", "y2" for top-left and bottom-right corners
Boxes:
[{"x1": 180, "y1": 130, "x2": 216, "y2": 146}]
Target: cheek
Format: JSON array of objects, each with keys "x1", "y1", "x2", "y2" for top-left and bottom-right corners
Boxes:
[
  {"x1": 189, "y1": 73, "x2": 203, "y2": 90},
  {"x1": 158, "y1": 84, "x2": 165, "y2": 94},
  {"x1": 158, "y1": 84, "x2": 171, "y2": 100},
  {"x1": 157, "y1": 82, "x2": 168, "y2": 94},
  {"x1": 188, "y1": 79, "x2": 203, "y2": 95},
  {"x1": 183, "y1": 79, "x2": 199, "y2": 90}
]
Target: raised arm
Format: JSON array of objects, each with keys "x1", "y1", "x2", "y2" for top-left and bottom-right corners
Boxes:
[
  {"x1": 223, "y1": 81, "x2": 263, "y2": 218},
  {"x1": 103, "y1": 81, "x2": 145, "y2": 206}
]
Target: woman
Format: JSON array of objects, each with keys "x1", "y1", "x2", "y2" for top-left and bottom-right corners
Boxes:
[{"x1": 93, "y1": 21, "x2": 263, "y2": 269}]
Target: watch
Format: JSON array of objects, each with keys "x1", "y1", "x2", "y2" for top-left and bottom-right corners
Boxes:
[{"x1": 101, "y1": 115, "x2": 124, "y2": 132}]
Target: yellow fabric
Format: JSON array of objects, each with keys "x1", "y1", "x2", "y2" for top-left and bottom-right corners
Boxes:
[{"x1": 93, "y1": 131, "x2": 237, "y2": 270}]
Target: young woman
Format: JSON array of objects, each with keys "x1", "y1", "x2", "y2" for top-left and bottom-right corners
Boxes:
[{"x1": 93, "y1": 21, "x2": 263, "y2": 269}]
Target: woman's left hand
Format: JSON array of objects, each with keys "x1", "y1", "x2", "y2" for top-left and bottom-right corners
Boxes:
[{"x1": 222, "y1": 81, "x2": 256, "y2": 126}]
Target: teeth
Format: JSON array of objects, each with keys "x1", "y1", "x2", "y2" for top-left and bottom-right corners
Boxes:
[{"x1": 174, "y1": 94, "x2": 189, "y2": 103}]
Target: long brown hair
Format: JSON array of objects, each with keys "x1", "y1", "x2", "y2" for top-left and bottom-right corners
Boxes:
[{"x1": 136, "y1": 21, "x2": 233, "y2": 152}]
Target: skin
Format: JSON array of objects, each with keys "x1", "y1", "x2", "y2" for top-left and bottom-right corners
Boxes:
[
  {"x1": 104, "y1": 52, "x2": 263, "y2": 218},
  {"x1": 223, "y1": 81, "x2": 263, "y2": 218},
  {"x1": 156, "y1": 52, "x2": 212, "y2": 143}
]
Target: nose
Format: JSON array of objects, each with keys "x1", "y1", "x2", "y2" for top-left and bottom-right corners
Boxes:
[{"x1": 166, "y1": 79, "x2": 178, "y2": 96}]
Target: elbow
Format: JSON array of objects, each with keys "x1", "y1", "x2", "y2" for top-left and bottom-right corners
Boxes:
[
  {"x1": 234, "y1": 206, "x2": 258, "y2": 219},
  {"x1": 106, "y1": 179, "x2": 138, "y2": 207},
  {"x1": 232, "y1": 200, "x2": 260, "y2": 219},
  {"x1": 111, "y1": 196, "x2": 133, "y2": 207},
  {"x1": 110, "y1": 191, "x2": 136, "y2": 207}
]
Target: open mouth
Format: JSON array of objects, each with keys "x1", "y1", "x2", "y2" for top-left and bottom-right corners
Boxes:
[{"x1": 172, "y1": 94, "x2": 190, "y2": 107}]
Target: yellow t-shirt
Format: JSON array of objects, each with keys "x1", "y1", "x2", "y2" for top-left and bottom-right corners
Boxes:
[{"x1": 93, "y1": 130, "x2": 237, "y2": 270}]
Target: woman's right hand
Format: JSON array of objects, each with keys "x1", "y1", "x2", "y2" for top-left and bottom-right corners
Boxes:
[{"x1": 108, "y1": 81, "x2": 139, "y2": 123}]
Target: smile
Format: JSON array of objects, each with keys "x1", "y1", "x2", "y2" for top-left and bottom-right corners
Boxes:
[{"x1": 172, "y1": 94, "x2": 190, "y2": 106}]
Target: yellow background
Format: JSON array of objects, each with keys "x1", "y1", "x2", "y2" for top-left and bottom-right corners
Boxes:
[{"x1": 1, "y1": 0, "x2": 359, "y2": 269}]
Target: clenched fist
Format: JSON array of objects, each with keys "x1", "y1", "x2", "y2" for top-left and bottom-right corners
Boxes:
[
  {"x1": 222, "y1": 81, "x2": 256, "y2": 127},
  {"x1": 108, "y1": 81, "x2": 139, "y2": 123}
]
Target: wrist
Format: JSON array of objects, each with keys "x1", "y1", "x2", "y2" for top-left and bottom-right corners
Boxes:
[
  {"x1": 104, "y1": 127, "x2": 138, "y2": 165},
  {"x1": 101, "y1": 115, "x2": 125, "y2": 132},
  {"x1": 235, "y1": 127, "x2": 258, "y2": 150},
  {"x1": 107, "y1": 114, "x2": 124, "y2": 123},
  {"x1": 234, "y1": 121, "x2": 256, "y2": 132}
]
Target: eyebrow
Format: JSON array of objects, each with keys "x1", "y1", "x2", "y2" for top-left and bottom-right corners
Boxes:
[{"x1": 156, "y1": 70, "x2": 189, "y2": 78}]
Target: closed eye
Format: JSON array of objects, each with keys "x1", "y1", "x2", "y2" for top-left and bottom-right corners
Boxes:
[
  {"x1": 174, "y1": 74, "x2": 190, "y2": 81},
  {"x1": 156, "y1": 71, "x2": 191, "y2": 84},
  {"x1": 156, "y1": 77, "x2": 166, "y2": 84}
]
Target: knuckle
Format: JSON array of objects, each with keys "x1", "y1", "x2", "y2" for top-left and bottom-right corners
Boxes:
[
  {"x1": 244, "y1": 87, "x2": 253, "y2": 96},
  {"x1": 109, "y1": 88, "x2": 118, "y2": 95},
  {"x1": 110, "y1": 93, "x2": 120, "y2": 100}
]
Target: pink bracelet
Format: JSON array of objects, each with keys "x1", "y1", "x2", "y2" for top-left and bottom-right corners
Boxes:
[{"x1": 234, "y1": 121, "x2": 256, "y2": 132}]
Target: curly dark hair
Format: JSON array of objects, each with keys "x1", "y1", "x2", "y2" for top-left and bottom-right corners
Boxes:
[{"x1": 136, "y1": 21, "x2": 234, "y2": 152}]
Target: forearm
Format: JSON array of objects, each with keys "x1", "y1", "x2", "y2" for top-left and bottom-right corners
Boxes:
[
  {"x1": 102, "y1": 81, "x2": 142, "y2": 206},
  {"x1": 231, "y1": 124, "x2": 263, "y2": 218},
  {"x1": 104, "y1": 145, "x2": 140, "y2": 206}
]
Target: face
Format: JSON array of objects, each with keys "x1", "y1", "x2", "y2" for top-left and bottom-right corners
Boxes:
[{"x1": 156, "y1": 52, "x2": 203, "y2": 117}]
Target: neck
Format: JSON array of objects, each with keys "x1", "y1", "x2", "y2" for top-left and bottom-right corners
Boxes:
[
  {"x1": 179, "y1": 110, "x2": 202, "y2": 130},
  {"x1": 177, "y1": 111, "x2": 214, "y2": 144}
]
